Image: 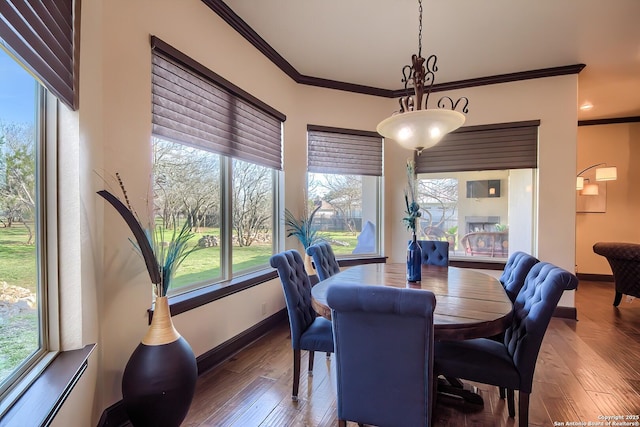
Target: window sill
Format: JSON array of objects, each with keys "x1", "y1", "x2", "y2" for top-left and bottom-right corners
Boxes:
[
  {"x1": 153, "y1": 269, "x2": 279, "y2": 321},
  {"x1": 153, "y1": 256, "x2": 387, "y2": 321},
  {"x1": 0, "y1": 344, "x2": 95, "y2": 427},
  {"x1": 450, "y1": 258, "x2": 506, "y2": 270},
  {"x1": 337, "y1": 256, "x2": 386, "y2": 267}
]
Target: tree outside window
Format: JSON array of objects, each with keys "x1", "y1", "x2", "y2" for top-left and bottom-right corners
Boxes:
[{"x1": 152, "y1": 139, "x2": 277, "y2": 294}]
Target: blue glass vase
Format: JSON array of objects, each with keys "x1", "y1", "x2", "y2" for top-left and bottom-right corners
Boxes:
[{"x1": 407, "y1": 234, "x2": 422, "y2": 282}]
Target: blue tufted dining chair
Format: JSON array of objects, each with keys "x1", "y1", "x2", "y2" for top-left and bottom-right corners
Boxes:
[
  {"x1": 434, "y1": 262, "x2": 578, "y2": 427},
  {"x1": 328, "y1": 284, "x2": 436, "y2": 427},
  {"x1": 500, "y1": 251, "x2": 540, "y2": 302},
  {"x1": 418, "y1": 240, "x2": 449, "y2": 266},
  {"x1": 493, "y1": 251, "x2": 540, "y2": 399},
  {"x1": 269, "y1": 250, "x2": 334, "y2": 401},
  {"x1": 306, "y1": 242, "x2": 341, "y2": 281}
]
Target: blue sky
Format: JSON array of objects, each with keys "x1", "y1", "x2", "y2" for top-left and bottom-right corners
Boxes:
[{"x1": 0, "y1": 46, "x2": 37, "y2": 125}]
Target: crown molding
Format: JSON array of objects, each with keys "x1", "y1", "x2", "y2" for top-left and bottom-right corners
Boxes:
[
  {"x1": 403, "y1": 64, "x2": 586, "y2": 95},
  {"x1": 578, "y1": 116, "x2": 640, "y2": 126},
  {"x1": 203, "y1": 0, "x2": 585, "y2": 98}
]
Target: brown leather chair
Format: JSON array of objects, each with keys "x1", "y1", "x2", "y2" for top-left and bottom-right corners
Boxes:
[{"x1": 593, "y1": 242, "x2": 640, "y2": 306}]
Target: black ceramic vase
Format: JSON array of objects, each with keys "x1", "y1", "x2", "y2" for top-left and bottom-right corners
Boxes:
[{"x1": 122, "y1": 296, "x2": 197, "y2": 427}]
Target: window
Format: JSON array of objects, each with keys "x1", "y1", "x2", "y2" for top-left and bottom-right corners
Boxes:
[
  {"x1": 0, "y1": 0, "x2": 75, "y2": 413},
  {"x1": 0, "y1": 46, "x2": 52, "y2": 408},
  {"x1": 151, "y1": 38, "x2": 284, "y2": 295},
  {"x1": 417, "y1": 170, "x2": 536, "y2": 260},
  {"x1": 153, "y1": 139, "x2": 222, "y2": 288},
  {"x1": 307, "y1": 126, "x2": 382, "y2": 257},
  {"x1": 231, "y1": 159, "x2": 275, "y2": 272},
  {"x1": 415, "y1": 121, "x2": 539, "y2": 261}
]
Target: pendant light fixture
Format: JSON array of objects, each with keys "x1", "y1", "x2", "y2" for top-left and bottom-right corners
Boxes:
[{"x1": 376, "y1": 0, "x2": 469, "y2": 155}]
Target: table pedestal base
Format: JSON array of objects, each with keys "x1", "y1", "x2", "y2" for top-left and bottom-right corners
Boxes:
[{"x1": 437, "y1": 376, "x2": 484, "y2": 410}]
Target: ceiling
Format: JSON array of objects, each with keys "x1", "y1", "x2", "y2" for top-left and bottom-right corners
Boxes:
[{"x1": 221, "y1": 0, "x2": 640, "y2": 121}]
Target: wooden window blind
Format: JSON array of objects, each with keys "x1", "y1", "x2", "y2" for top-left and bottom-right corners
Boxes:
[
  {"x1": 151, "y1": 36, "x2": 285, "y2": 170},
  {"x1": 0, "y1": 0, "x2": 78, "y2": 110},
  {"x1": 307, "y1": 125, "x2": 383, "y2": 176},
  {"x1": 415, "y1": 120, "x2": 539, "y2": 173}
]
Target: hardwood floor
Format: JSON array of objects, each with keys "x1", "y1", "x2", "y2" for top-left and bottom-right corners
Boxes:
[{"x1": 182, "y1": 281, "x2": 640, "y2": 426}]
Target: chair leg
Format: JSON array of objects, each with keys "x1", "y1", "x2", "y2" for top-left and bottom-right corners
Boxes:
[
  {"x1": 613, "y1": 291, "x2": 623, "y2": 306},
  {"x1": 518, "y1": 391, "x2": 530, "y2": 427},
  {"x1": 308, "y1": 350, "x2": 315, "y2": 374},
  {"x1": 499, "y1": 387, "x2": 506, "y2": 399},
  {"x1": 292, "y1": 349, "x2": 301, "y2": 401},
  {"x1": 337, "y1": 419, "x2": 361, "y2": 426},
  {"x1": 507, "y1": 388, "x2": 516, "y2": 418},
  {"x1": 326, "y1": 352, "x2": 331, "y2": 359}
]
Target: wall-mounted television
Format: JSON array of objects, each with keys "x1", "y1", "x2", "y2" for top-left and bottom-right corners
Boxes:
[{"x1": 466, "y1": 180, "x2": 501, "y2": 198}]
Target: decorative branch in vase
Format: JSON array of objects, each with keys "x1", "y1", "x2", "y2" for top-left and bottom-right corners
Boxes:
[
  {"x1": 97, "y1": 176, "x2": 198, "y2": 297},
  {"x1": 403, "y1": 159, "x2": 422, "y2": 282},
  {"x1": 97, "y1": 174, "x2": 198, "y2": 427},
  {"x1": 403, "y1": 159, "x2": 422, "y2": 236}
]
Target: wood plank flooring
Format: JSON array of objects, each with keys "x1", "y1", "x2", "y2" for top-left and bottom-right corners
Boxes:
[{"x1": 182, "y1": 281, "x2": 640, "y2": 426}]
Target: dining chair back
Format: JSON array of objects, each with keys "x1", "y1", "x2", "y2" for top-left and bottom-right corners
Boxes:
[
  {"x1": 434, "y1": 262, "x2": 578, "y2": 427},
  {"x1": 328, "y1": 284, "x2": 436, "y2": 427},
  {"x1": 418, "y1": 240, "x2": 449, "y2": 266},
  {"x1": 306, "y1": 242, "x2": 340, "y2": 281},
  {"x1": 269, "y1": 250, "x2": 334, "y2": 401},
  {"x1": 500, "y1": 251, "x2": 540, "y2": 302},
  {"x1": 493, "y1": 251, "x2": 539, "y2": 399}
]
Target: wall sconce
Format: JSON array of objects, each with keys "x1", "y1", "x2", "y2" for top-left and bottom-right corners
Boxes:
[{"x1": 576, "y1": 163, "x2": 617, "y2": 195}]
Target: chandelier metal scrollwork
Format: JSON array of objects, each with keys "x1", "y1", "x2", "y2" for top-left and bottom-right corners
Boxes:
[
  {"x1": 377, "y1": 0, "x2": 470, "y2": 154},
  {"x1": 397, "y1": 0, "x2": 469, "y2": 116}
]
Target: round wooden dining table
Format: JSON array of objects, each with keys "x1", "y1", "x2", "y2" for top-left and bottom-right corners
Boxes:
[{"x1": 311, "y1": 262, "x2": 513, "y2": 341}]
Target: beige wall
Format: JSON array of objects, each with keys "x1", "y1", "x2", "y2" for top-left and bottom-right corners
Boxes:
[
  {"x1": 576, "y1": 122, "x2": 640, "y2": 274},
  {"x1": 52, "y1": 0, "x2": 581, "y2": 424}
]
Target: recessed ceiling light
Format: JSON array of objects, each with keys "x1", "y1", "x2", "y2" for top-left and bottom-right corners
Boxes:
[{"x1": 580, "y1": 102, "x2": 593, "y2": 111}]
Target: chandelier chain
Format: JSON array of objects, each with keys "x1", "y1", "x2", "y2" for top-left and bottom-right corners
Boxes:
[{"x1": 418, "y1": 0, "x2": 423, "y2": 57}]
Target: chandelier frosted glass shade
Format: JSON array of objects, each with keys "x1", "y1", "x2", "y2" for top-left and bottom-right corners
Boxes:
[{"x1": 377, "y1": 109, "x2": 466, "y2": 152}]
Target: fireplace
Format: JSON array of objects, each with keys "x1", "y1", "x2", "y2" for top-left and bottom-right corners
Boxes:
[{"x1": 465, "y1": 216, "x2": 501, "y2": 233}]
